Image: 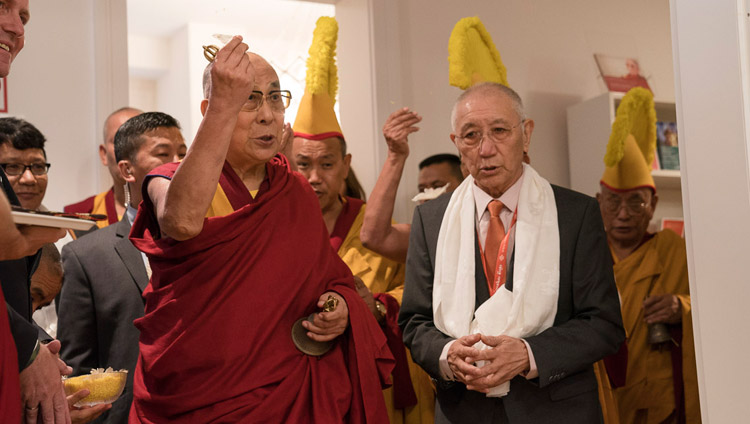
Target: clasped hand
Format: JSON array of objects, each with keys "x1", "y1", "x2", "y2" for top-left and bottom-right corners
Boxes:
[
  {"x1": 447, "y1": 334, "x2": 530, "y2": 393},
  {"x1": 302, "y1": 292, "x2": 349, "y2": 342}
]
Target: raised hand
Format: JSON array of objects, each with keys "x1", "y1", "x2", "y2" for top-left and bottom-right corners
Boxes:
[
  {"x1": 382, "y1": 107, "x2": 421, "y2": 158},
  {"x1": 207, "y1": 35, "x2": 256, "y2": 113}
]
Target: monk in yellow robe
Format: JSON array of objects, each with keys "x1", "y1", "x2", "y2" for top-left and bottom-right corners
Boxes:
[
  {"x1": 594, "y1": 87, "x2": 700, "y2": 424},
  {"x1": 292, "y1": 133, "x2": 435, "y2": 424}
]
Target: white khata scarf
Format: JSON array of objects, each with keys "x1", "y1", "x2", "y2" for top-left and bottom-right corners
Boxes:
[{"x1": 433, "y1": 164, "x2": 560, "y2": 397}]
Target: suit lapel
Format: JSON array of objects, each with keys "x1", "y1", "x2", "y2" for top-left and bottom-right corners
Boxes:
[{"x1": 113, "y1": 218, "x2": 149, "y2": 294}]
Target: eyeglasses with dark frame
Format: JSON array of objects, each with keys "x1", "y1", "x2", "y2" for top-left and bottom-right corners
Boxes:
[
  {"x1": 242, "y1": 90, "x2": 292, "y2": 112},
  {"x1": 0, "y1": 163, "x2": 51, "y2": 177},
  {"x1": 456, "y1": 120, "x2": 525, "y2": 147},
  {"x1": 601, "y1": 194, "x2": 650, "y2": 216}
]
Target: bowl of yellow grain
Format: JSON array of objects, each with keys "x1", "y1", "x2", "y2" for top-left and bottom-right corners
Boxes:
[{"x1": 63, "y1": 368, "x2": 128, "y2": 407}]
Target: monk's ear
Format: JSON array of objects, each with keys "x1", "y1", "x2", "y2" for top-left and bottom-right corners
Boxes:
[
  {"x1": 118, "y1": 160, "x2": 136, "y2": 184},
  {"x1": 200, "y1": 99, "x2": 209, "y2": 116},
  {"x1": 343, "y1": 153, "x2": 352, "y2": 176}
]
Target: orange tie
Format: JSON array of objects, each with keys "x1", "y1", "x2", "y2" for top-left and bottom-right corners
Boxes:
[{"x1": 484, "y1": 200, "x2": 506, "y2": 283}]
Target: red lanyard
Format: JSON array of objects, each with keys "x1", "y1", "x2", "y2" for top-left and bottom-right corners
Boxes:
[{"x1": 479, "y1": 208, "x2": 518, "y2": 297}]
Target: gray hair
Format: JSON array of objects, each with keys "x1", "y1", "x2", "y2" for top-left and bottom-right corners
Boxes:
[{"x1": 450, "y1": 82, "x2": 527, "y2": 132}]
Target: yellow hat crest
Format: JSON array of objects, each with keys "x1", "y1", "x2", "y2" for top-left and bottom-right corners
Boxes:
[
  {"x1": 293, "y1": 16, "x2": 344, "y2": 140},
  {"x1": 448, "y1": 17, "x2": 509, "y2": 89},
  {"x1": 601, "y1": 87, "x2": 657, "y2": 191}
]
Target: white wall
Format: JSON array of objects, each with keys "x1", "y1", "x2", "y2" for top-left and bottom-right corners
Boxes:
[
  {"x1": 671, "y1": 0, "x2": 750, "y2": 420},
  {"x1": 5, "y1": 0, "x2": 128, "y2": 211},
  {"x1": 338, "y1": 0, "x2": 676, "y2": 223}
]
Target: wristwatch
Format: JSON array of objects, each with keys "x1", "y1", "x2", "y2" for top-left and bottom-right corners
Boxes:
[{"x1": 375, "y1": 300, "x2": 388, "y2": 322}]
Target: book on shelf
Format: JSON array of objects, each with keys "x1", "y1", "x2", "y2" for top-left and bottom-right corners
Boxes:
[
  {"x1": 656, "y1": 121, "x2": 679, "y2": 170},
  {"x1": 660, "y1": 217, "x2": 685, "y2": 237}
]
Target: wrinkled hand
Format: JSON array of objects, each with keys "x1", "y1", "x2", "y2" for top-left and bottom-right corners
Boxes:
[
  {"x1": 68, "y1": 389, "x2": 111, "y2": 424},
  {"x1": 208, "y1": 35, "x2": 255, "y2": 112},
  {"x1": 382, "y1": 107, "x2": 421, "y2": 158},
  {"x1": 2, "y1": 225, "x2": 65, "y2": 261},
  {"x1": 643, "y1": 294, "x2": 681, "y2": 324},
  {"x1": 303, "y1": 291, "x2": 349, "y2": 342},
  {"x1": 462, "y1": 335, "x2": 530, "y2": 393},
  {"x1": 20, "y1": 340, "x2": 71, "y2": 424},
  {"x1": 446, "y1": 334, "x2": 482, "y2": 384}
]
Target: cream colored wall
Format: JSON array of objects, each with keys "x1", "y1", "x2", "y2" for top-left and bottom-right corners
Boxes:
[
  {"x1": 671, "y1": 0, "x2": 750, "y2": 420},
  {"x1": 4, "y1": 0, "x2": 128, "y2": 212},
  {"x1": 338, "y1": 0, "x2": 675, "y2": 223}
]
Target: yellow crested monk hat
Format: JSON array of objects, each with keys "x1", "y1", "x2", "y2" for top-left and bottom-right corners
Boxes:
[
  {"x1": 601, "y1": 87, "x2": 657, "y2": 192},
  {"x1": 448, "y1": 16, "x2": 509, "y2": 89},
  {"x1": 293, "y1": 16, "x2": 343, "y2": 141}
]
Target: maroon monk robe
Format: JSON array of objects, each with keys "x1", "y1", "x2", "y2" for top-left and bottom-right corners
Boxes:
[
  {"x1": 128, "y1": 155, "x2": 394, "y2": 423},
  {"x1": 0, "y1": 289, "x2": 21, "y2": 422}
]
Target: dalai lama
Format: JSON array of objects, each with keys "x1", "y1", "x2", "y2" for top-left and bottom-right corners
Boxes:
[{"x1": 127, "y1": 36, "x2": 393, "y2": 423}]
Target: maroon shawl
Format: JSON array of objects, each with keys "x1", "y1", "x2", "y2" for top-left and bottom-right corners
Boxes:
[{"x1": 128, "y1": 156, "x2": 393, "y2": 423}]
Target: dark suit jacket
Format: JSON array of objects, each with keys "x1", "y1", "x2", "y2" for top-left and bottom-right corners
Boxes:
[
  {"x1": 58, "y1": 217, "x2": 148, "y2": 424},
  {"x1": 1, "y1": 166, "x2": 43, "y2": 370},
  {"x1": 399, "y1": 185, "x2": 625, "y2": 424}
]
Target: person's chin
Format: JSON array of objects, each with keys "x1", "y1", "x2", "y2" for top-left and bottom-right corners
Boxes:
[{"x1": 609, "y1": 227, "x2": 639, "y2": 241}]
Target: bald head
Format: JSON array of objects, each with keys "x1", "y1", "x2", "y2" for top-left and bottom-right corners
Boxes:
[
  {"x1": 100, "y1": 107, "x2": 143, "y2": 185},
  {"x1": 30, "y1": 243, "x2": 63, "y2": 311}
]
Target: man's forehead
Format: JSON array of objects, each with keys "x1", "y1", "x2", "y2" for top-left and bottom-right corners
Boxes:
[
  {"x1": 249, "y1": 54, "x2": 280, "y2": 89},
  {"x1": 142, "y1": 127, "x2": 185, "y2": 145},
  {"x1": 294, "y1": 138, "x2": 341, "y2": 157},
  {"x1": 0, "y1": 144, "x2": 44, "y2": 160},
  {"x1": 602, "y1": 186, "x2": 651, "y2": 199},
  {"x1": 457, "y1": 94, "x2": 516, "y2": 124}
]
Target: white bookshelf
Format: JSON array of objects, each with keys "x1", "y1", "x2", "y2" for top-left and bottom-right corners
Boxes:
[{"x1": 566, "y1": 92, "x2": 682, "y2": 227}]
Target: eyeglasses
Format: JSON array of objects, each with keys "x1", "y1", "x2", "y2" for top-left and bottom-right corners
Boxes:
[
  {"x1": 456, "y1": 121, "x2": 524, "y2": 147},
  {"x1": 601, "y1": 195, "x2": 650, "y2": 216},
  {"x1": 0, "y1": 162, "x2": 51, "y2": 176},
  {"x1": 242, "y1": 90, "x2": 292, "y2": 112}
]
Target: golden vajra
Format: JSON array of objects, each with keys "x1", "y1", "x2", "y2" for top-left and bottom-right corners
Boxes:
[
  {"x1": 203, "y1": 45, "x2": 219, "y2": 63},
  {"x1": 322, "y1": 295, "x2": 338, "y2": 312}
]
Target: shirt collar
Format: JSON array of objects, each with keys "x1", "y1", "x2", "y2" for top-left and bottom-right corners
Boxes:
[
  {"x1": 126, "y1": 204, "x2": 138, "y2": 225},
  {"x1": 473, "y1": 165, "x2": 526, "y2": 220}
]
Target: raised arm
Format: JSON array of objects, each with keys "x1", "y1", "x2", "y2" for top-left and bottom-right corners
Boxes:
[
  {"x1": 360, "y1": 108, "x2": 421, "y2": 263},
  {"x1": 151, "y1": 36, "x2": 255, "y2": 240}
]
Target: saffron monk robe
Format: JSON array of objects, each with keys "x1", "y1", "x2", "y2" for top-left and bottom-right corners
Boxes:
[
  {"x1": 291, "y1": 16, "x2": 435, "y2": 423},
  {"x1": 293, "y1": 136, "x2": 436, "y2": 424},
  {"x1": 595, "y1": 87, "x2": 700, "y2": 424},
  {"x1": 127, "y1": 37, "x2": 393, "y2": 423}
]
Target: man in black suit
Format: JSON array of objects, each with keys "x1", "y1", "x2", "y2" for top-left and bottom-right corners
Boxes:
[
  {"x1": 399, "y1": 82, "x2": 625, "y2": 423},
  {"x1": 57, "y1": 112, "x2": 186, "y2": 423}
]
